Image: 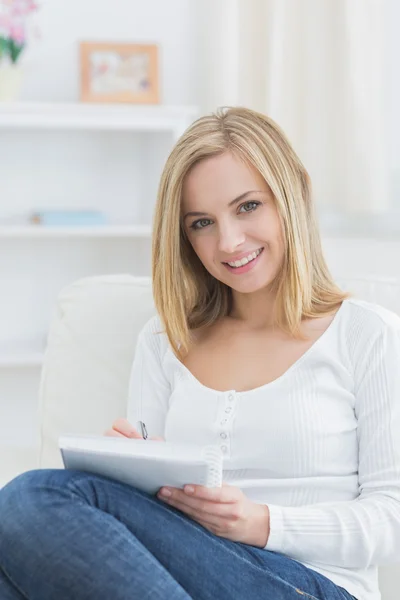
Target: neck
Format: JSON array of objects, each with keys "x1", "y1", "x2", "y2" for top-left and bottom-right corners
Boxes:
[{"x1": 229, "y1": 288, "x2": 277, "y2": 330}]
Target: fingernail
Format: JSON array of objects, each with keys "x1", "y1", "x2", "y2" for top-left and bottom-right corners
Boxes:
[
  {"x1": 160, "y1": 488, "x2": 172, "y2": 497},
  {"x1": 184, "y1": 485, "x2": 195, "y2": 494}
]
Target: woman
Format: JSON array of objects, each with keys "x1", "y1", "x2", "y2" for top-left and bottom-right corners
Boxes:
[{"x1": 1, "y1": 106, "x2": 399, "y2": 599}]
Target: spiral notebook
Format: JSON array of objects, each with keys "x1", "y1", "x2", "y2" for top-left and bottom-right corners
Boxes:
[{"x1": 59, "y1": 434, "x2": 224, "y2": 495}]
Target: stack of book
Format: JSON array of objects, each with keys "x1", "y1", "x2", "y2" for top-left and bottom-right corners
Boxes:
[{"x1": 29, "y1": 210, "x2": 108, "y2": 227}]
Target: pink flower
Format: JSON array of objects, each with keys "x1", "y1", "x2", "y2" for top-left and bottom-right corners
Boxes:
[
  {"x1": 0, "y1": 15, "x2": 11, "y2": 32},
  {"x1": 1, "y1": 0, "x2": 39, "y2": 17},
  {"x1": 9, "y1": 23, "x2": 25, "y2": 44},
  {"x1": 0, "y1": 0, "x2": 39, "y2": 54}
]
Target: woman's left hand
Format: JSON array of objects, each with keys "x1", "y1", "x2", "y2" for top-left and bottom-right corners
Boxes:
[{"x1": 157, "y1": 482, "x2": 270, "y2": 547}]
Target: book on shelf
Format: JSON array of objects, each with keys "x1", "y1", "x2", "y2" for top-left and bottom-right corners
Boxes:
[{"x1": 29, "y1": 210, "x2": 108, "y2": 227}]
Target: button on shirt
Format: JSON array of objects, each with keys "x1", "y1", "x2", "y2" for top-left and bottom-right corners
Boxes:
[{"x1": 127, "y1": 298, "x2": 400, "y2": 600}]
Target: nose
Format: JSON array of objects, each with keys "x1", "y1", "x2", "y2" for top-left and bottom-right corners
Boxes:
[{"x1": 217, "y1": 221, "x2": 246, "y2": 255}]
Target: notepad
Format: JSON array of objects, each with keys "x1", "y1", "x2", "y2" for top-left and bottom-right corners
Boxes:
[{"x1": 59, "y1": 434, "x2": 224, "y2": 495}]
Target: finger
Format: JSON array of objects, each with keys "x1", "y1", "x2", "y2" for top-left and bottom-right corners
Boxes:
[
  {"x1": 158, "y1": 488, "x2": 234, "y2": 518},
  {"x1": 194, "y1": 517, "x2": 221, "y2": 535},
  {"x1": 161, "y1": 495, "x2": 232, "y2": 529},
  {"x1": 112, "y1": 418, "x2": 142, "y2": 439},
  {"x1": 181, "y1": 482, "x2": 238, "y2": 503},
  {"x1": 103, "y1": 428, "x2": 126, "y2": 438},
  {"x1": 158, "y1": 493, "x2": 221, "y2": 526}
]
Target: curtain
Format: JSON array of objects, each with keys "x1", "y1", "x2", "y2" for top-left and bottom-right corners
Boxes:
[{"x1": 198, "y1": 0, "x2": 388, "y2": 215}]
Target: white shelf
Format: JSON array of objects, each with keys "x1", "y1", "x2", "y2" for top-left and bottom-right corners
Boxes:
[
  {"x1": 0, "y1": 339, "x2": 45, "y2": 368},
  {"x1": 0, "y1": 101, "x2": 187, "y2": 470},
  {"x1": 0, "y1": 224, "x2": 152, "y2": 238},
  {"x1": 0, "y1": 102, "x2": 198, "y2": 134},
  {"x1": 0, "y1": 353, "x2": 44, "y2": 368}
]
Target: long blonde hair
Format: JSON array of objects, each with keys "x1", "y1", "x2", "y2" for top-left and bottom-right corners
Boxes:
[{"x1": 152, "y1": 106, "x2": 351, "y2": 357}]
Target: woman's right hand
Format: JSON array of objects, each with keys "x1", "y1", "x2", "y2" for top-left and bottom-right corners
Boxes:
[{"x1": 104, "y1": 418, "x2": 164, "y2": 441}]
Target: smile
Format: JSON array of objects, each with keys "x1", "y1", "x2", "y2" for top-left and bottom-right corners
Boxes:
[
  {"x1": 222, "y1": 247, "x2": 264, "y2": 275},
  {"x1": 224, "y1": 248, "x2": 264, "y2": 268}
]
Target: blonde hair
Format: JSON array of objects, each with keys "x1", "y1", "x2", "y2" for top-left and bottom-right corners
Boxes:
[{"x1": 152, "y1": 106, "x2": 351, "y2": 357}]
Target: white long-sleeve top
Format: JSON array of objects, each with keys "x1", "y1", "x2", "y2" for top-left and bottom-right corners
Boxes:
[{"x1": 127, "y1": 297, "x2": 400, "y2": 600}]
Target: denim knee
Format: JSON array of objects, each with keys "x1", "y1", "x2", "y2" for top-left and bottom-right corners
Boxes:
[{"x1": 0, "y1": 469, "x2": 61, "y2": 543}]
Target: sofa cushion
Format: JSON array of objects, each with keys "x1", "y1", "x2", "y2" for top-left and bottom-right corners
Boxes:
[
  {"x1": 38, "y1": 274, "x2": 155, "y2": 468},
  {"x1": 37, "y1": 274, "x2": 400, "y2": 469}
]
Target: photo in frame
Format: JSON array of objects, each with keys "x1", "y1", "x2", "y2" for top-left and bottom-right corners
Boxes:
[{"x1": 80, "y1": 42, "x2": 159, "y2": 104}]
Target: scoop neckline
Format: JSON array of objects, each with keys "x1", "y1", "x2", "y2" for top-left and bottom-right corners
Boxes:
[{"x1": 166, "y1": 298, "x2": 349, "y2": 396}]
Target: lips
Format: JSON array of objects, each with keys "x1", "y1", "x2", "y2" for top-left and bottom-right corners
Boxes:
[
  {"x1": 222, "y1": 247, "x2": 265, "y2": 275},
  {"x1": 222, "y1": 247, "x2": 264, "y2": 266}
]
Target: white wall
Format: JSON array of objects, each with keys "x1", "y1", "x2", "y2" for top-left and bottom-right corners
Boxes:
[
  {"x1": 1, "y1": 0, "x2": 203, "y2": 343},
  {"x1": 21, "y1": 0, "x2": 202, "y2": 106},
  {"x1": 322, "y1": 237, "x2": 400, "y2": 281},
  {"x1": 384, "y1": 0, "x2": 400, "y2": 175},
  {"x1": 0, "y1": 0, "x2": 205, "y2": 348},
  {"x1": 19, "y1": 0, "x2": 400, "y2": 203},
  {"x1": 2, "y1": 0, "x2": 203, "y2": 225}
]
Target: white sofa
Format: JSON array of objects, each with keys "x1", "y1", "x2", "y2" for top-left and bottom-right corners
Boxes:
[{"x1": 37, "y1": 273, "x2": 400, "y2": 600}]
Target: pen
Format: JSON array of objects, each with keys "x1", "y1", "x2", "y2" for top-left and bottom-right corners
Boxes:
[{"x1": 137, "y1": 421, "x2": 148, "y2": 440}]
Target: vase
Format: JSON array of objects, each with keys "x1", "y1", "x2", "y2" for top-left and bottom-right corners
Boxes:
[{"x1": 0, "y1": 64, "x2": 23, "y2": 102}]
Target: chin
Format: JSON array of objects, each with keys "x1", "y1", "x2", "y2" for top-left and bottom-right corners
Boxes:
[
  {"x1": 231, "y1": 281, "x2": 273, "y2": 294},
  {"x1": 216, "y1": 273, "x2": 272, "y2": 294}
]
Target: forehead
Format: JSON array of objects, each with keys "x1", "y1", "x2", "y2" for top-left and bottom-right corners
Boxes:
[{"x1": 182, "y1": 152, "x2": 269, "y2": 208}]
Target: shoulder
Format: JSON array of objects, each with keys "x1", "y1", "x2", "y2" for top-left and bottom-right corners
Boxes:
[
  {"x1": 139, "y1": 314, "x2": 165, "y2": 336},
  {"x1": 342, "y1": 297, "x2": 400, "y2": 335},
  {"x1": 136, "y1": 315, "x2": 170, "y2": 357},
  {"x1": 340, "y1": 298, "x2": 400, "y2": 374}
]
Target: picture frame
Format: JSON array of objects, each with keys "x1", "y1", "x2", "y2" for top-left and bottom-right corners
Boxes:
[{"x1": 80, "y1": 42, "x2": 160, "y2": 104}]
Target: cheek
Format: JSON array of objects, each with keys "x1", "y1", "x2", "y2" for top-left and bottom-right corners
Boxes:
[
  {"x1": 190, "y1": 238, "x2": 225, "y2": 277},
  {"x1": 190, "y1": 237, "x2": 214, "y2": 263},
  {"x1": 259, "y1": 220, "x2": 284, "y2": 251}
]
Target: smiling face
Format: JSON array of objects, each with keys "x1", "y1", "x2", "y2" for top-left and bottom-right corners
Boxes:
[{"x1": 181, "y1": 152, "x2": 286, "y2": 296}]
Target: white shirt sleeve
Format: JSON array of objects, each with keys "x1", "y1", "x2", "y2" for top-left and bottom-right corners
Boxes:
[
  {"x1": 126, "y1": 318, "x2": 171, "y2": 439},
  {"x1": 266, "y1": 318, "x2": 400, "y2": 569}
]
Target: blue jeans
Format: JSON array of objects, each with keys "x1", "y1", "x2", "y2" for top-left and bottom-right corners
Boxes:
[{"x1": 0, "y1": 469, "x2": 357, "y2": 600}]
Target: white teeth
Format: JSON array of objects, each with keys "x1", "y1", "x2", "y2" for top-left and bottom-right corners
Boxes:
[{"x1": 227, "y1": 248, "x2": 262, "y2": 268}]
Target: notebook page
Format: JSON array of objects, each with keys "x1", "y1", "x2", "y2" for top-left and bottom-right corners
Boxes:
[
  {"x1": 59, "y1": 434, "x2": 223, "y2": 494},
  {"x1": 59, "y1": 434, "x2": 205, "y2": 462}
]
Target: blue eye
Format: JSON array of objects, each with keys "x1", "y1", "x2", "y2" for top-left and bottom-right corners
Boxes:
[
  {"x1": 189, "y1": 218, "x2": 212, "y2": 230},
  {"x1": 189, "y1": 201, "x2": 261, "y2": 231},
  {"x1": 238, "y1": 201, "x2": 261, "y2": 213}
]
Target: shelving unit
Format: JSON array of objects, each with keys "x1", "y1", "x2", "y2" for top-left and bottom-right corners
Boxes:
[
  {"x1": 0, "y1": 352, "x2": 44, "y2": 368},
  {"x1": 0, "y1": 224, "x2": 152, "y2": 238},
  {"x1": 0, "y1": 102, "x2": 197, "y2": 135},
  {"x1": 0, "y1": 102, "x2": 198, "y2": 487}
]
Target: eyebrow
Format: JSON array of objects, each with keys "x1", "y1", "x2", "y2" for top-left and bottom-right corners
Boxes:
[{"x1": 183, "y1": 190, "x2": 265, "y2": 221}]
